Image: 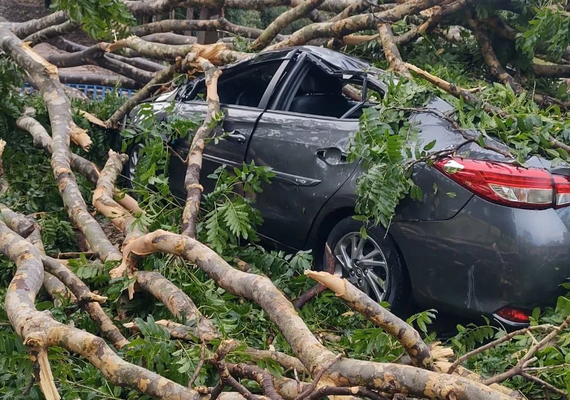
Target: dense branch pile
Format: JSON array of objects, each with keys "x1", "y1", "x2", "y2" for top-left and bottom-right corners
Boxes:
[{"x1": 1, "y1": 0, "x2": 570, "y2": 399}]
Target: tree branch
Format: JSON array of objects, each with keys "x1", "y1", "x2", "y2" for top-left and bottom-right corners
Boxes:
[
  {"x1": 105, "y1": 60, "x2": 180, "y2": 128},
  {"x1": 181, "y1": 57, "x2": 221, "y2": 238},
  {"x1": 0, "y1": 29, "x2": 121, "y2": 261},
  {"x1": 117, "y1": 230, "x2": 517, "y2": 400},
  {"x1": 249, "y1": 0, "x2": 325, "y2": 51},
  {"x1": 269, "y1": 0, "x2": 445, "y2": 50},
  {"x1": 134, "y1": 271, "x2": 220, "y2": 341},
  {"x1": 378, "y1": 23, "x2": 412, "y2": 78},
  {"x1": 306, "y1": 271, "x2": 435, "y2": 369}
]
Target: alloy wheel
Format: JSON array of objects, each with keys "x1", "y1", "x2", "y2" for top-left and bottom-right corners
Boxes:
[{"x1": 333, "y1": 232, "x2": 390, "y2": 301}]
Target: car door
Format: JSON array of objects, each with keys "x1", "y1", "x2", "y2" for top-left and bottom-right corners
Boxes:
[
  {"x1": 246, "y1": 59, "x2": 364, "y2": 249},
  {"x1": 171, "y1": 59, "x2": 287, "y2": 197}
]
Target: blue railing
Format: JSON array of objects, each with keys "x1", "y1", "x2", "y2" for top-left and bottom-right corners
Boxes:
[{"x1": 22, "y1": 83, "x2": 134, "y2": 100}]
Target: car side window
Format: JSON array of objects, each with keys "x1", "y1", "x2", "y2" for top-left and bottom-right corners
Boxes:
[
  {"x1": 286, "y1": 65, "x2": 382, "y2": 119},
  {"x1": 186, "y1": 61, "x2": 282, "y2": 107}
]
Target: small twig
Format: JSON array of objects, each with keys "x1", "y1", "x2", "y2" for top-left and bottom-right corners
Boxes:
[
  {"x1": 208, "y1": 381, "x2": 224, "y2": 400},
  {"x1": 484, "y1": 314, "x2": 570, "y2": 385},
  {"x1": 524, "y1": 363, "x2": 570, "y2": 371},
  {"x1": 293, "y1": 354, "x2": 342, "y2": 400},
  {"x1": 188, "y1": 342, "x2": 207, "y2": 388},
  {"x1": 520, "y1": 371, "x2": 568, "y2": 399},
  {"x1": 394, "y1": 106, "x2": 513, "y2": 159},
  {"x1": 293, "y1": 243, "x2": 335, "y2": 309},
  {"x1": 447, "y1": 324, "x2": 556, "y2": 374},
  {"x1": 210, "y1": 340, "x2": 260, "y2": 400},
  {"x1": 526, "y1": 330, "x2": 539, "y2": 346}
]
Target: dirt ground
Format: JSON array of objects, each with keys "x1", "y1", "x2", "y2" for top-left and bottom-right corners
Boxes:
[{"x1": 0, "y1": 0, "x2": 47, "y2": 23}]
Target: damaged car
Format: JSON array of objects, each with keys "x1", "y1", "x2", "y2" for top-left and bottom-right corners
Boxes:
[{"x1": 125, "y1": 46, "x2": 570, "y2": 326}]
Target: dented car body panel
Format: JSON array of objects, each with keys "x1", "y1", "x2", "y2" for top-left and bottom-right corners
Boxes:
[{"x1": 134, "y1": 46, "x2": 570, "y2": 324}]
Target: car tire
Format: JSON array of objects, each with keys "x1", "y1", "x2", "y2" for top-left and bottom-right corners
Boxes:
[{"x1": 324, "y1": 216, "x2": 410, "y2": 314}]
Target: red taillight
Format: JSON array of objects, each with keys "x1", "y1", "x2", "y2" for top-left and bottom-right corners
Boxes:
[
  {"x1": 434, "y1": 157, "x2": 570, "y2": 209},
  {"x1": 496, "y1": 307, "x2": 530, "y2": 323}
]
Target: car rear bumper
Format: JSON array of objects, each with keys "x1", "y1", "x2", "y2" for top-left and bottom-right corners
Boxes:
[{"x1": 390, "y1": 195, "x2": 570, "y2": 323}]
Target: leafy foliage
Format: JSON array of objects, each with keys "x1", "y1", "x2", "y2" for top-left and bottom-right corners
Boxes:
[
  {"x1": 347, "y1": 78, "x2": 431, "y2": 228},
  {"x1": 52, "y1": 0, "x2": 135, "y2": 40},
  {"x1": 516, "y1": 4, "x2": 570, "y2": 63},
  {"x1": 201, "y1": 162, "x2": 274, "y2": 254}
]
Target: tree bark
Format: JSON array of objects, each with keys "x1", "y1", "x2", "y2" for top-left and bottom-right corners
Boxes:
[
  {"x1": 269, "y1": 0, "x2": 444, "y2": 50},
  {"x1": 116, "y1": 230, "x2": 517, "y2": 400},
  {"x1": 45, "y1": 43, "x2": 155, "y2": 84},
  {"x1": 378, "y1": 24, "x2": 412, "y2": 78},
  {"x1": 25, "y1": 20, "x2": 79, "y2": 47},
  {"x1": 142, "y1": 32, "x2": 198, "y2": 45},
  {"x1": 105, "y1": 60, "x2": 180, "y2": 128},
  {"x1": 135, "y1": 271, "x2": 220, "y2": 341},
  {"x1": 181, "y1": 58, "x2": 221, "y2": 238},
  {"x1": 306, "y1": 271, "x2": 434, "y2": 369},
  {"x1": 249, "y1": 0, "x2": 326, "y2": 51},
  {"x1": 0, "y1": 29, "x2": 122, "y2": 262}
]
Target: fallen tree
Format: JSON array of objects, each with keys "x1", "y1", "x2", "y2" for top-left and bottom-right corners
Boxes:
[{"x1": 0, "y1": 0, "x2": 570, "y2": 399}]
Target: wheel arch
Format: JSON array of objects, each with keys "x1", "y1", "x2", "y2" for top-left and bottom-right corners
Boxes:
[{"x1": 308, "y1": 206, "x2": 413, "y2": 295}]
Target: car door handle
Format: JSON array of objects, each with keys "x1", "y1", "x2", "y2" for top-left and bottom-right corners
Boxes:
[
  {"x1": 316, "y1": 147, "x2": 348, "y2": 165},
  {"x1": 227, "y1": 131, "x2": 246, "y2": 144}
]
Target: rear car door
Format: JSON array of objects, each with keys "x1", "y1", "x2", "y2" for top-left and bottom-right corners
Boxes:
[
  {"x1": 170, "y1": 59, "x2": 288, "y2": 197},
  {"x1": 246, "y1": 57, "x2": 365, "y2": 249}
]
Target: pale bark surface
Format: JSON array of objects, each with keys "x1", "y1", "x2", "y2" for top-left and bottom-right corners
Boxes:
[{"x1": 1, "y1": 2, "x2": 569, "y2": 398}]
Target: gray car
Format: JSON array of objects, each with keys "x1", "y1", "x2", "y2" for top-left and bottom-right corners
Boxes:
[{"x1": 127, "y1": 46, "x2": 570, "y2": 327}]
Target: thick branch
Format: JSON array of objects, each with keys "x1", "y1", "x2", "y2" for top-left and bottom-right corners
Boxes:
[
  {"x1": 531, "y1": 63, "x2": 570, "y2": 78},
  {"x1": 49, "y1": 37, "x2": 165, "y2": 72},
  {"x1": 57, "y1": 71, "x2": 142, "y2": 89},
  {"x1": 249, "y1": 0, "x2": 325, "y2": 51},
  {"x1": 467, "y1": 18, "x2": 523, "y2": 94},
  {"x1": 306, "y1": 271, "x2": 434, "y2": 370},
  {"x1": 16, "y1": 110, "x2": 141, "y2": 215},
  {"x1": 10, "y1": 11, "x2": 69, "y2": 38},
  {"x1": 135, "y1": 271, "x2": 220, "y2": 341},
  {"x1": 181, "y1": 58, "x2": 221, "y2": 238},
  {"x1": 132, "y1": 18, "x2": 283, "y2": 41},
  {"x1": 0, "y1": 29, "x2": 120, "y2": 261},
  {"x1": 405, "y1": 63, "x2": 505, "y2": 115},
  {"x1": 105, "y1": 60, "x2": 180, "y2": 128},
  {"x1": 0, "y1": 222, "x2": 204, "y2": 400},
  {"x1": 25, "y1": 21, "x2": 79, "y2": 47},
  {"x1": 0, "y1": 203, "x2": 74, "y2": 303},
  {"x1": 107, "y1": 38, "x2": 248, "y2": 65},
  {"x1": 269, "y1": 0, "x2": 444, "y2": 50},
  {"x1": 93, "y1": 150, "x2": 146, "y2": 246},
  {"x1": 123, "y1": 0, "x2": 353, "y2": 15},
  {"x1": 378, "y1": 24, "x2": 412, "y2": 78},
  {"x1": 45, "y1": 43, "x2": 154, "y2": 84},
  {"x1": 117, "y1": 230, "x2": 517, "y2": 400}
]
